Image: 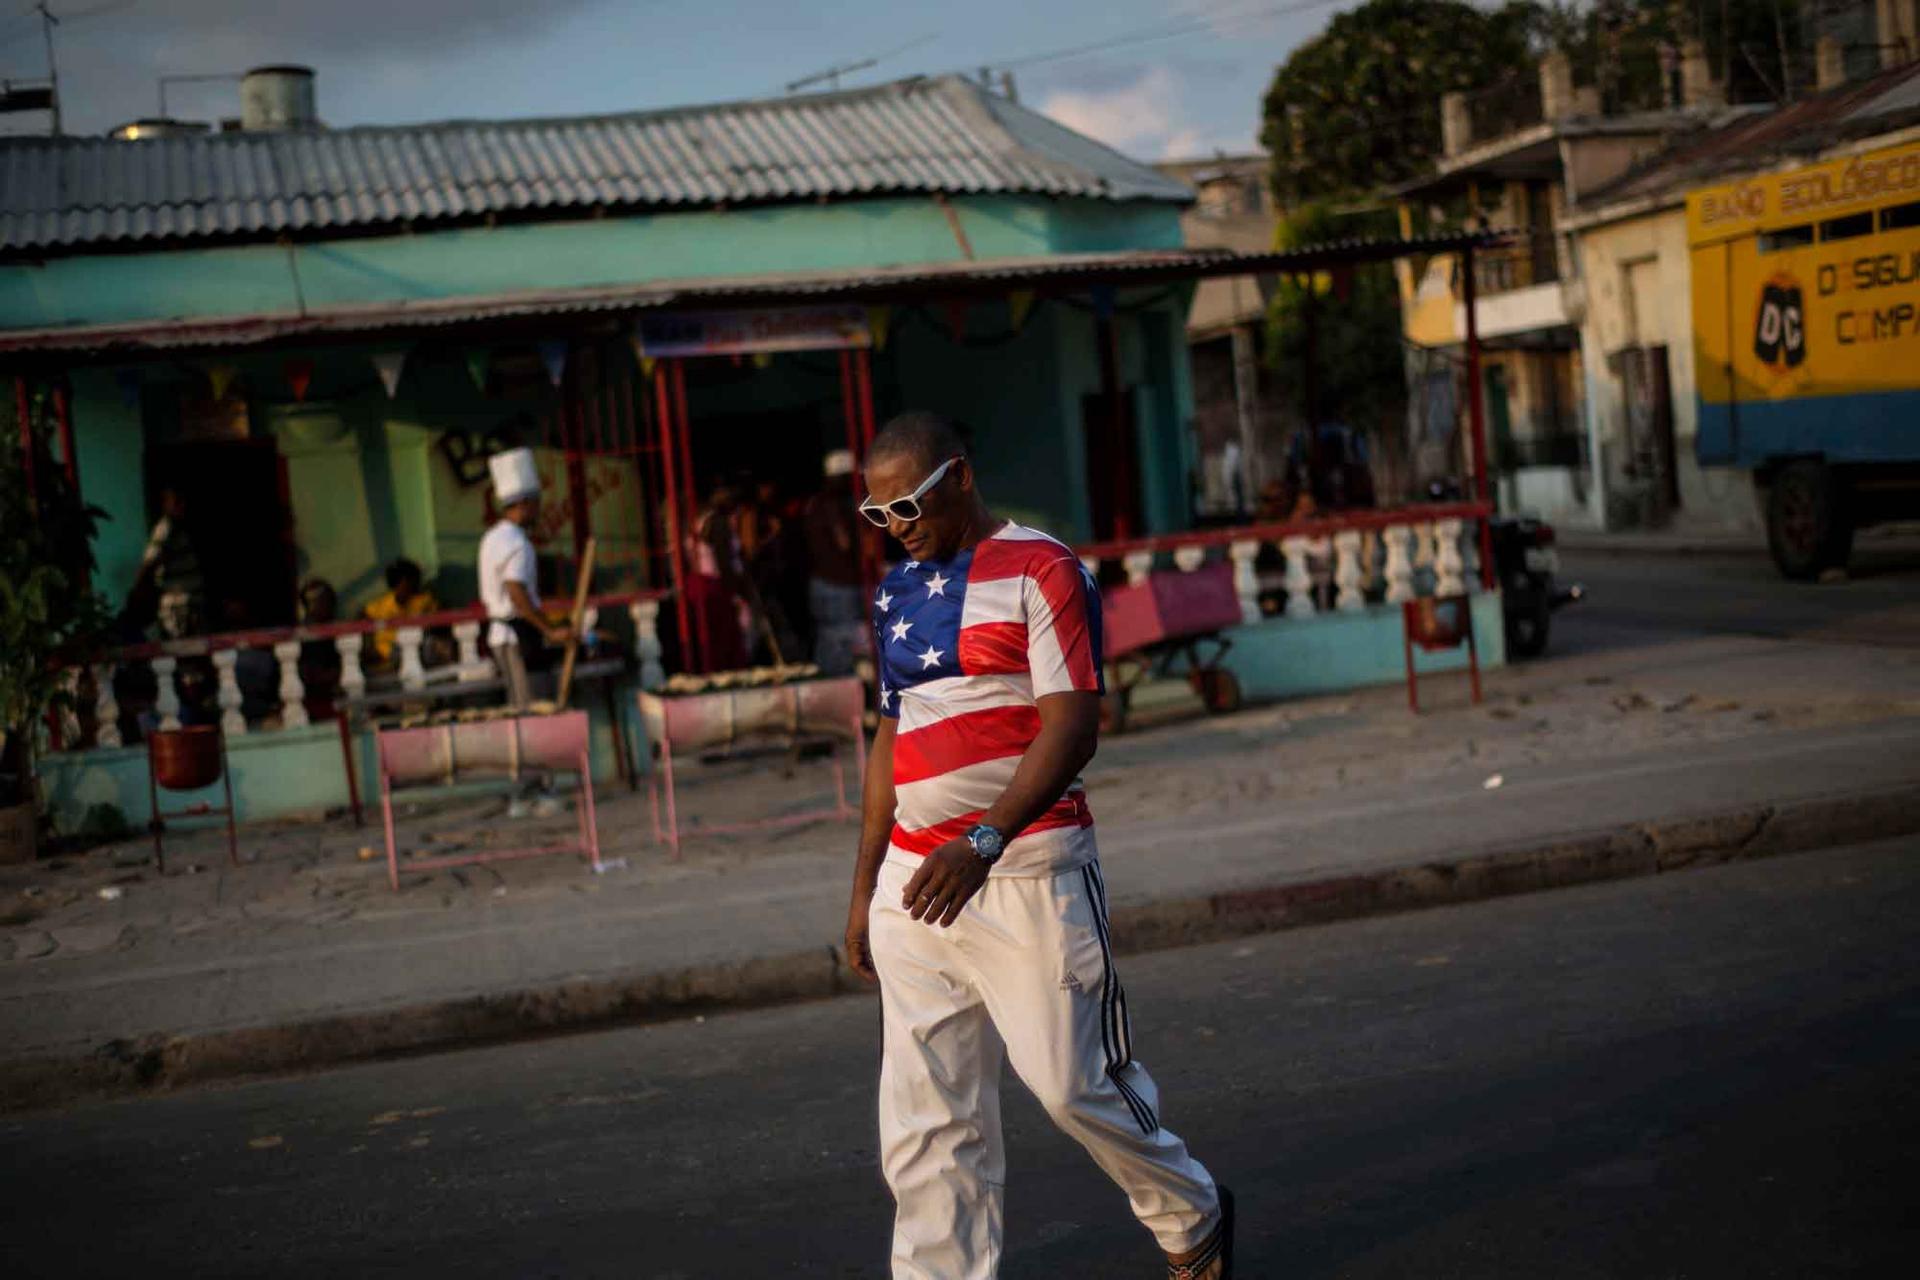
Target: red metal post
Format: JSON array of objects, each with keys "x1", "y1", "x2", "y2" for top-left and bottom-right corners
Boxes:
[
  {"x1": 839, "y1": 349, "x2": 861, "y2": 466},
  {"x1": 852, "y1": 345, "x2": 881, "y2": 600},
  {"x1": 1461, "y1": 244, "x2": 1497, "y2": 589},
  {"x1": 14, "y1": 376, "x2": 34, "y2": 506},
  {"x1": 52, "y1": 379, "x2": 76, "y2": 492},
  {"x1": 654, "y1": 360, "x2": 693, "y2": 668},
  {"x1": 854, "y1": 345, "x2": 877, "y2": 452},
  {"x1": 671, "y1": 359, "x2": 711, "y2": 673}
]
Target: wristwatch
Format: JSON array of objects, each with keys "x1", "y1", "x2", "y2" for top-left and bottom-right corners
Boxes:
[{"x1": 965, "y1": 823, "x2": 1007, "y2": 866}]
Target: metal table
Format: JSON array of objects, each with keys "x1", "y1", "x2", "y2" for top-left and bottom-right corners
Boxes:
[{"x1": 335, "y1": 658, "x2": 630, "y2": 825}]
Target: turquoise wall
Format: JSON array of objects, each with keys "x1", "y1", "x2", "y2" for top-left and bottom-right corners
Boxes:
[
  {"x1": 1222, "y1": 594, "x2": 1507, "y2": 702},
  {"x1": 66, "y1": 368, "x2": 148, "y2": 600},
  {"x1": 37, "y1": 690, "x2": 645, "y2": 836},
  {"x1": 1, "y1": 196, "x2": 1181, "y2": 331}
]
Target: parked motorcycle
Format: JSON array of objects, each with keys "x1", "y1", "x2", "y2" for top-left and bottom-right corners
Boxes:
[{"x1": 1488, "y1": 516, "x2": 1584, "y2": 658}]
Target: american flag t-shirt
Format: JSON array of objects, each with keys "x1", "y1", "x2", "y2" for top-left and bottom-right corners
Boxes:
[{"x1": 874, "y1": 522, "x2": 1105, "y2": 877}]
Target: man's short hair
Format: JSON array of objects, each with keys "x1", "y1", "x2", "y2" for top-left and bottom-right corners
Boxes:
[
  {"x1": 869, "y1": 411, "x2": 970, "y2": 472},
  {"x1": 386, "y1": 558, "x2": 423, "y2": 591}
]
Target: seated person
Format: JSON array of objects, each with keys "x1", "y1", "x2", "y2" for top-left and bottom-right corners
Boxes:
[
  {"x1": 297, "y1": 578, "x2": 344, "y2": 720},
  {"x1": 363, "y1": 557, "x2": 442, "y2": 669}
]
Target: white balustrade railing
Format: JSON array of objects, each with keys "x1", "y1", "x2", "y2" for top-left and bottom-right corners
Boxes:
[
  {"x1": 51, "y1": 591, "x2": 669, "y2": 755},
  {"x1": 1072, "y1": 505, "x2": 1493, "y2": 632}
]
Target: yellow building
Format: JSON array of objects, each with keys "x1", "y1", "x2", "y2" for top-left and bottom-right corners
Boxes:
[{"x1": 1394, "y1": 51, "x2": 1715, "y2": 528}]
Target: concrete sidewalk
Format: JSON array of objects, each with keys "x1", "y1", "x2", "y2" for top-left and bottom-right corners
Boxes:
[{"x1": 4, "y1": 626, "x2": 1920, "y2": 1109}]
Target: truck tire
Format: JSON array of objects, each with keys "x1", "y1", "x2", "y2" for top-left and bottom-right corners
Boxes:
[{"x1": 1766, "y1": 461, "x2": 1853, "y2": 580}]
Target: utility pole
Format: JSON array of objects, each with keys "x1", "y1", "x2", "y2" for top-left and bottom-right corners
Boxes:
[{"x1": 36, "y1": 3, "x2": 60, "y2": 135}]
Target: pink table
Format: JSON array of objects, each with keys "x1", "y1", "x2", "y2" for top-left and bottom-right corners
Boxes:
[
  {"x1": 374, "y1": 710, "x2": 602, "y2": 890},
  {"x1": 637, "y1": 676, "x2": 866, "y2": 857}
]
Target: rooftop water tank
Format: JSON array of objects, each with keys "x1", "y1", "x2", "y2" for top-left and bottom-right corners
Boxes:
[{"x1": 239, "y1": 65, "x2": 317, "y2": 131}]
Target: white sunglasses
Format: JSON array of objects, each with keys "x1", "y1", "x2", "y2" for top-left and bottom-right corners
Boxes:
[{"x1": 857, "y1": 455, "x2": 963, "y2": 528}]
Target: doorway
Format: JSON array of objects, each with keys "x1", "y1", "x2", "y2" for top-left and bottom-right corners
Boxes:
[{"x1": 148, "y1": 441, "x2": 298, "y2": 628}]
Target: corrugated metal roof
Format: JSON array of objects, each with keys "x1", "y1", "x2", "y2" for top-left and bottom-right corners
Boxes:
[
  {"x1": 0, "y1": 75, "x2": 1193, "y2": 256},
  {"x1": 0, "y1": 235, "x2": 1498, "y2": 356},
  {"x1": 1576, "y1": 62, "x2": 1920, "y2": 213}
]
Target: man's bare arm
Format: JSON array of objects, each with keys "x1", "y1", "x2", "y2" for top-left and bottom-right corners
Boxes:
[
  {"x1": 504, "y1": 581, "x2": 571, "y2": 645},
  {"x1": 844, "y1": 717, "x2": 897, "y2": 981}
]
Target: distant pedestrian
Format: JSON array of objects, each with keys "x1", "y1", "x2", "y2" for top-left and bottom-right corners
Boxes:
[
  {"x1": 842, "y1": 411, "x2": 1234, "y2": 1279},
  {"x1": 804, "y1": 449, "x2": 863, "y2": 675}
]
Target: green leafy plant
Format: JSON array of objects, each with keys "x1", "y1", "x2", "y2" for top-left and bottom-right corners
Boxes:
[{"x1": 0, "y1": 412, "x2": 114, "y2": 812}]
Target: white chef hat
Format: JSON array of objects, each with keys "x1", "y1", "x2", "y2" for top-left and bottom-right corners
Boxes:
[
  {"x1": 823, "y1": 448, "x2": 856, "y2": 478},
  {"x1": 489, "y1": 447, "x2": 541, "y2": 505}
]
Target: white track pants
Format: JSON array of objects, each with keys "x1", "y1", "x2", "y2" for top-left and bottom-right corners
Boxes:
[{"x1": 871, "y1": 851, "x2": 1220, "y2": 1280}]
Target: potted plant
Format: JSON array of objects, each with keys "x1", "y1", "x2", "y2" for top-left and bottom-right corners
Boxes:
[{"x1": 0, "y1": 421, "x2": 112, "y2": 863}]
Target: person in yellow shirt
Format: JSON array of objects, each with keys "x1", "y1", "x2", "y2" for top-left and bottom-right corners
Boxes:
[{"x1": 363, "y1": 558, "x2": 439, "y2": 668}]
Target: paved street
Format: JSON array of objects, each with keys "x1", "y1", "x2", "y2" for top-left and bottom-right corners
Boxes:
[
  {"x1": 1555, "y1": 543, "x2": 1920, "y2": 657},
  {"x1": 5, "y1": 835, "x2": 1915, "y2": 1278}
]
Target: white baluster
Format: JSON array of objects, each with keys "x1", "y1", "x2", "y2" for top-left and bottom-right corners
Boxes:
[
  {"x1": 212, "y1": 649, "x2": 247, "y2": 736},
  {"x1": 1383, "y1": 524, "x2": 1416, "y2": 603},
  {"x1": 453, "y1": 620, "x2": 489, "y2": 682},
  {"x1": 151, "y1": 655, "x2": 182, "y2": 731},
  {"x1": 336, "y1": 634, "x2": 366, "y2": 700},
  {"x1": 1122, "y1": 550, "x2": 1154, "y2": 588},
  {"x1": 1307, "y1": 536, "x2": 1334, "y2": 611},
  {"x1": 1228, "y1": 539, "x2": 1262, "y2": 624},
  {"x1": 582, "y1": 606, "x2": 600, "y2": 638},
  {"x1": 1280, "y1": 535, "x2": 1315, "y2": 618},
  {"x1": 273, "y1": 640, "x2": 309, "y2": 729},
  {"x1": 54, "y1": 667, "x2": 82, "y2": 747},
  {"x1": 396, "y1": 627, "x2": 426, "y2": 691},
  {"x1": 629, "y1": 599, "x2": 665, "y2": 690},
  {"x1": 1333, "y1": 530, "x2": 1366, "y2": 612},
  {"x1": 1460, "y1": 519, "x2": 1484, "y2": 592},
  {"x1": 1411, "y1": 521, "x2": 1437, "y2": 596},
  {"x1": 1172, "y1": 545, "x2": 1206, "y2": 573},
  {"x1": 1434, "y1": 517, "x2": 1467, "y2": 596},
  {"x1": 92, "y1": 661, "x2": 122, "y2": 748}
]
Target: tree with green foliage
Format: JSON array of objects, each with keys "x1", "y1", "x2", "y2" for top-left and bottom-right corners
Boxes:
[
  {"x1": 1266, "y1": 204, "x2": 1408, "y2": 437},
  {"x1": 1261, "y1": 0, "x2": 1545, "y2": 207},
  {"x1": 0, "y1": 394, "x2": 113, "y2": 817}
]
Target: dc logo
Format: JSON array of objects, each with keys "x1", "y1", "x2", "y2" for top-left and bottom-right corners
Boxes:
[{"x1": 1753, "y1": 276, "x2": 1806, "y2": 372}]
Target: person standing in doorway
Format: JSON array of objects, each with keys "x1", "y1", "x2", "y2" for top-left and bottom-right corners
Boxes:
[
  {"x1": 842, "y1": 412, "x2": 1234, "y2": 1280},
  {"x1": 803, "y1": 449, "x2": 864, "y2": 675},
  {"x1": 480, "y1": 448, "x2": 572, "y2": 816}
]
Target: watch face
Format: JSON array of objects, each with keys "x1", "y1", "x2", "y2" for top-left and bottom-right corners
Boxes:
[{"x1": 969, "y1": 825, "x2": 1004, "y2": 858}]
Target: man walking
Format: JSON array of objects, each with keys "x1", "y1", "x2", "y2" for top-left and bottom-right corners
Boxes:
[
  {"x1": 480, "y1": 448, "x2": 571, "y2": 817},
  {"x1": 843, "y1": 413, "x2": 1233, "y2": 1280}
]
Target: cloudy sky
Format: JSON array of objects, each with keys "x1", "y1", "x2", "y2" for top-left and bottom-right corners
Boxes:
[{"x1": 0, "y1": 0, "x2": 1355, "y2": 158}]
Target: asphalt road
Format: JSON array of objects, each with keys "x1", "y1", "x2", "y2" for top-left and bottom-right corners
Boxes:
[
  {"x1": 5, "y1": 836, "x2": 1917, "y2": 1279},
  {"x1": 1554, "y1": 544, "x2": 1920, "y2": 656}
]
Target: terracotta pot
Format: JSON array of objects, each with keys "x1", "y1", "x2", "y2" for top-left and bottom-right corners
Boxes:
[
  {"x1": 1406, "y1": 597, "x2": 1470, "y2": 647},
  {"x1": 150, "y1": 726, "x2": 224, "y2": 791}
]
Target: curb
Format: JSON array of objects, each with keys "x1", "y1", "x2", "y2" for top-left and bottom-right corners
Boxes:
[{"x1": 5, "y1": 783, "x2": 1918, "y2": 1113}]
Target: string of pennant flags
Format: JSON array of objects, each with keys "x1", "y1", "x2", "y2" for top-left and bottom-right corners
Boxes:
[{"x1": 130, "y1": 292, "x2": 1060, "y2": 406}]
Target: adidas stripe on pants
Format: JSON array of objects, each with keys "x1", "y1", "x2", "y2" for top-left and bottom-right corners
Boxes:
[{"x1": 871, "y1": 848, "x2": 1220, "y2": 1280}]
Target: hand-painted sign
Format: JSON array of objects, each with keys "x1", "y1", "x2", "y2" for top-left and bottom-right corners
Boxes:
[{"x1": 634, "y1": 306, "x2": 872, "y2": 357}]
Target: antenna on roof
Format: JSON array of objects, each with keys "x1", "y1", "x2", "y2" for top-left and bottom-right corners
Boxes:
[
  {"x1": 785, "y1": 32, "x2": 937, "y2": 94},
  {"x1": 18, "y1": 0, "x2": 137, "y2": 134}
]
